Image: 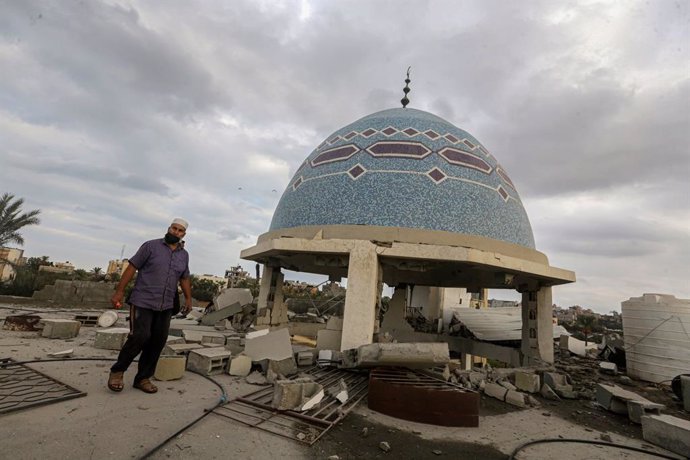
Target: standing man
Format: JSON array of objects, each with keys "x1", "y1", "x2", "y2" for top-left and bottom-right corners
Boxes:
[{"x1": 107, "y1": 218, "x2": 193, "y2": 393}]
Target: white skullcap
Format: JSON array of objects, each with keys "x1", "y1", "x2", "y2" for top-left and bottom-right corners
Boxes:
[{"x1": 171, "y1": 218, "x2": 189, "y2": 230}]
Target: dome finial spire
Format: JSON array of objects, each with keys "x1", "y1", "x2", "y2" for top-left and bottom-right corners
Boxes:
[{"x1": 401, "y1": 67, "x2": 412, "y2": 108}]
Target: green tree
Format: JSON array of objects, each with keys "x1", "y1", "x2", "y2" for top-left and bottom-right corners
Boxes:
[
  {"x1": 576, "y1": 315, "x2": 598, "y2": 346},
  {"x1": 190, "y1": 276, "x2": 225, "y2": 302},
  {"x1": 0, "y1": 193, "x2": 41, "y2": 247},
  {"x1": 91, "y1": 267, "x2": 102, "y2": 275}
]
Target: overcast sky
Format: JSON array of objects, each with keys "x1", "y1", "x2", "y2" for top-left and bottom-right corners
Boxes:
[{"x1": 1, "y1": 0, "x2": 688, "y2": 313}]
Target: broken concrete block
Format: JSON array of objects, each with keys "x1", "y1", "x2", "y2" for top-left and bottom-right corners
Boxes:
[
  {"x1": 556, "y1": 387, "x2": 578, "y2": 399},
  {"x1": 599, "y1": 362, "x2": 618, "y2": 375},
  {"x1": 352, "y1": 342, "x2": 450, "y2": 369},
  {"x1": 200, "y1": 333, "x2": 226, "y2": 346},
  {"x1": 681, "y1": 376, "x2": 690, "y2": 413},
  {"x1": 543, "y1": 372, "x2": 572, "y2": 388},
  {"x1": 228, "y1": 355, "x2": 252, "y2": 377},
  {"x1": 627, "y1": 400, "x2": 664, "y2": 424},
  {"x1": 97, "y1": 311, "x2": 118, "y2": 328},
  {"x1": 48, "y1": 349, "x2": 74, "y2": 358},
  {"x1": 244, "y1": 327, "x2": 293, "y2": 361},
  {"x1": 186, "y1": 347, "x2": 232, "y2": 375},
  {"x1": 268, "y1": 356, "x2": 297, "y2": 378},
  {"x1": 245, "y1": 370, "x2": 268, "y2": 385},
  {"x1": 94, "y1": 328, "x2": 129, "y2": 350},
  {"x1": 327, "y1": 379, "x2": 349, "y2": 404},
  {"x1": 505, "y1": 390, "x2": 528, "y2": 408},
  {"x1": 379, "y1": 442, "x2": 391, "y2": 453},
  {"x1": 300, "y1": 388, "x2": 325, "y2": 411},
  {"x1": 213, "y1": 288, "x2": 252, "y2": 311},
  {"x1": 166, "y1": 335, "x2": 185, "y2": 345},
  {"x1": 515, "y1": 372, "x2": 540, "y2": 393},
  {"x1": 200, "y1": 301, "x2": 242, "y2": 326},
  {"x1": 326, "y1": 316, "x2": 344, "y2": 331},
  {"x1": 271, "y1": 378, "x2": 323, "y2": 411},
  {"x1": 41, "y1": 319, "x2": 81, "y2": 339},
  {"x1": 540, "y1": 384, "x2": 561, "y2": 401},
  {"x1": 484, "y1": 382, "x2": 508, "y2": 401},
  {"x1": 641, "y1": 414, "x2": 690, "y2": 457},
  {"x1": 154, "y1": 355, "x2": 186, "y2": 381},
  {"x1": 316, "y1": 329, "x2": 342, "y2": 351},
  {"x1": 182, "y1": 330, "x2": 206, "y2": 343},
  {"x1": 164, "y1": 343, "x2": 205, "y2": 355},
  {"x1": 498, "y1": 380, "x2": 517, "y2": 391},
  {"x1": 296, "y1": 351, "x2": 315, "y2": 367}
]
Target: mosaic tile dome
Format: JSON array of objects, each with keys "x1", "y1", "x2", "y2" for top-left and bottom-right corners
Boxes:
[{"x1": 270, "y1": 107, "x2": 536, "y2": 249}]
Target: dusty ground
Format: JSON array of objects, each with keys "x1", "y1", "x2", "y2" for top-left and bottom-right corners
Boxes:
[{"x1": 0, "y1": 303, "x2": 686, "y2": 460}]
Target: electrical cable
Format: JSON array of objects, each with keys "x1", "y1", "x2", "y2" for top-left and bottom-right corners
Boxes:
[
  {"x1": 508, "y1": 438, "x2": 681, "y2": 460},
  {"x1": 1, "y1": 357, "x2": 228, "y2": 460}
]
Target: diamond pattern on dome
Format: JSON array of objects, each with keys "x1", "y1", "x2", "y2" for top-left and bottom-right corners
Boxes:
[
  {"x1": 328, "y1": 135, "x2": 341, "y2": 144},
  {"x1": 462, "y1": 139, "x2": 476, "y2": 149},
  {"x1": 497, "y1": 185, "x2": 509, "y2": 201},
  {"x1": 427, "y1": 167, "x2": 447, "y2": 183},
  {"x1": 381, "y1": 127, "x2": 398, "y2": 136},
  {"x1": 311, "y1": 145, "x2": 359, "y2": 166},
  {"x1": 444, "y1": 134, "x2": 459, "y2": 144},
  {"x1": 366, "y1": 141, "x2": 431, "y2": 159},
  {"x1": 496, "y1": 167, "x2": 516, "y2": 190},
  {"x1": 424, "y1": 130, "x2": 440, "y2": 140},
  {"x1": 361, "y1": 128, "x2": 377, "y2": 137},
  {"x1": 292, "y1": 176, "x2": 303, "y2": 190},
  {"x1": 403, "y1": 128, "x2": 419, "y2": 137},
  {"x1": 344, "y1": 131, "x2": 357, "y2": 140},
  {"x1": 438, "y1": 147, "x2": 492, "y2": 174},
  {"x1": 348, "y1": 164, "x2": 366, "y2": 180}
]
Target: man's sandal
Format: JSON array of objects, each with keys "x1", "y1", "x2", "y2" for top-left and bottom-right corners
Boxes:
[
  {"x1": 133, "y1": 378, "x2": 158, "y2": 394},
  {"x1": 107, "y1": 371, "x2": 124, "y2": 392}
]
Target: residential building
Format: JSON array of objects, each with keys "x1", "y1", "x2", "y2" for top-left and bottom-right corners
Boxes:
[{"x1": 0, "y1": 247, "x2": 24, "y2": 282}]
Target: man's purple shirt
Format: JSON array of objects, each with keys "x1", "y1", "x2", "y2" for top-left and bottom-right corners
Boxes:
[{"x1": 128, "y1": 238, "x2": 190, "y2": 311}]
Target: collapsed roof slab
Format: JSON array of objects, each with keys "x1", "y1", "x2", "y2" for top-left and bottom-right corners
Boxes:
[{"x1": 240, "y1": 225, "x2": 575, "y2": 289}]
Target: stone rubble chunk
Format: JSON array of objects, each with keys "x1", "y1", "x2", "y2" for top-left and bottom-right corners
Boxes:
[
  {"x1": 48, "y1": 349, "x2": 74, "y2": 358},
  {"x1": 498, "y1": 379, "x2": 517, "y2": 391},
  {"x1": 327, "y1": 379, "x2": 349, "y2": 404},
  {"x1": 200, "y1": 302, "x2": 242, "y2": 326},
  {"x1": 316, "y1": 329, "x2": 342, "y2": 351},
  {"x1": 379, "y1": 441, "x2": 391, "y2": 453},
  {"x1": 268, "y1": 356, "x2": 298, "y2": 378},
  {"x1": 515, "y1": 371, "x2": 540, "y2": 393},
  {"x1": 154, "y1": 355, "x2": 186, "y2": 381},
  {"x1": 163, "y1": 343, "x2": 205, "y2": 355},
  {"x1": 484, "y1": 382, "x2": 508, "y2": 401},
  {"x1": 41, "y1": 319, "x2": 81, "y2": 339},
  {"x1": 228, "y1": 355, "x2": 252, "y2": 377},
  {"x1": 296, "y1": 351, "x2": 315, "y2": 367},
  {"x1": 245, "y1": 371, "x2": 268, "y2": 385},
  {"x1": 540, "y1": 384, "x2": 561, "y2": 401},
  {"x1": 641, "y1": 414, "x2": 690, "y2": 457},
  {"x1": 94, "y1": 328, "x2": 129, "y2": 350},
  {"x1": 505, "y1": 390, "x2": 528, "y2": 408},
  {"x1": 599, "y1": 362, "x2": 618, "y2": 375},
  {"x1": 596, "y1": 383, "x2": 665, "y2": 423}
]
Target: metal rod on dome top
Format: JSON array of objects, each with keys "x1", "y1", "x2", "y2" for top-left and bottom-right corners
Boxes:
[{"x1": 401, "y1": 66, "x2": 411, "y2": 108}]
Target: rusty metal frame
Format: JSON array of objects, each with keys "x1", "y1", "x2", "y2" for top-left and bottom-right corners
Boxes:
[
  {"x1": 213, "y1": 366, "x2": 368, "y2": 445},
  {"x1": 0, "y1": 358, "x2": 87, "y2": 415}
]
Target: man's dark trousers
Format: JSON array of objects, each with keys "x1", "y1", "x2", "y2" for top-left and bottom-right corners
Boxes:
[{"x1": 111, "y1": 305, "x2": 172, "y2": 384}]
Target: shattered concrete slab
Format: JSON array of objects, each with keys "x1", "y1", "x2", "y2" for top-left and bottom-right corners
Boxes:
[
  {"x1": 271, "y1": 378, "x2": 323, "y2": 411},
  {"x1": 641, "y1": 414, "x2": 690, "y2": 457},
  {"x1": 316, "y1": 329, "x2": 342, "y2": 351},
  {"x1": 596, "y1": 383, "x2": 665, "y2": 424},
  {"x1": 212, "y1": 288, "x2": 253, "y2": 311},
  {"x1": 163, "y1": 343, "x2": 205, "y2": 356},
  {"x1": 244, "y1": 327, "x2": 293, "y2": 361},
  {"x1": 228, "y1": 355, "x2": 252, "y2": 377},
  {"x1": 347, "y1": 342, "x2": 449, "y2": 369},
  {"x1": 200, "y1": 302, "x2": 242, "y2": 326},
  {"x1": 515, "y1": 371, "x2": 540, "y2": 393}
]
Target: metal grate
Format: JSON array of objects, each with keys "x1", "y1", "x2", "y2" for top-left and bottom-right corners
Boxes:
[
  {"x1": 214, "y1": 366, "x2": 368, "y2": 445},
  {"x1": 0, "y1": 358, "x2": 87, "y2": 415}
]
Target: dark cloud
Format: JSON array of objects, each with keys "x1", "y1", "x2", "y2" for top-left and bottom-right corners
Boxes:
[{"x1": 0, "y1": 0, "x2": 687, "y2": 312}]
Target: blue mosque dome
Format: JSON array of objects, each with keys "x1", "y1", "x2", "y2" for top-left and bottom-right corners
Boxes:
[{"x1": 270, "y1": 107, "x2": 536, "y2": 249}]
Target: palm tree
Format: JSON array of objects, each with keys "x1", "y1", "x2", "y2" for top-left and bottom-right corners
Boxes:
[
  {"x1": 91, "y1": 267, "x2": 103, "y2": 276},
  {"x1": 0, "y1": 193, "x2": 41, "y2": 247}
]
